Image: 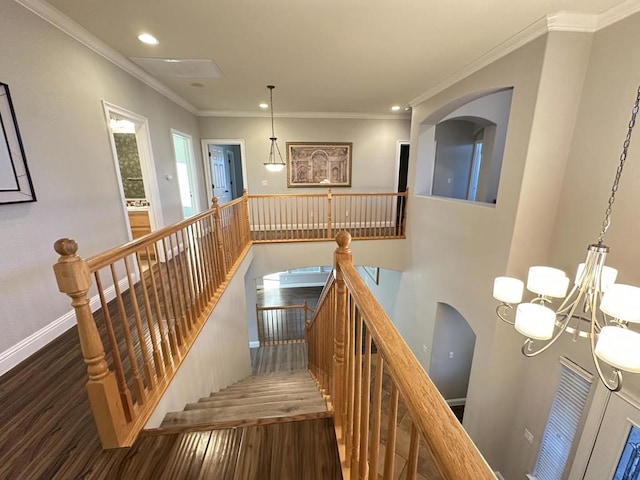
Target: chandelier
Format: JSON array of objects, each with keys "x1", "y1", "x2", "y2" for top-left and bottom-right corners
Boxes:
[
  {"x1": 263, "y1": 85, "x2": 285, "y2": 172},
  {"x1": 493, "y1": 85, "x2": 640, "y2": 392}
]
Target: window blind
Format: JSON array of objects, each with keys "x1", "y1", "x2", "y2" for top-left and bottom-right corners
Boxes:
[{"x1": 533, "y1": 363, "x2": 592, "y2": 480}]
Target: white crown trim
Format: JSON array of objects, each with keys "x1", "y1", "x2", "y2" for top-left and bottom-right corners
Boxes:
[
  {"x1": 197, "y1": 110, "x2": 411, "y2": 120},
  {"x1": 14, "y1": 0, "x2": 198, "y2": 114},
  {"x1": 410, "y1": 3, "x2": 640, "y2": 107}
]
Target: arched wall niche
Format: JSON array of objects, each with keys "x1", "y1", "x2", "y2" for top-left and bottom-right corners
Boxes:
[{"x1": 414, "y1": 87, "x2": 514, "y2": 205}]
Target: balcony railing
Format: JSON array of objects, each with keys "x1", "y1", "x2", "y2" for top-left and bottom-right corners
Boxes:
[
  {"x1": 52, "y1": 195, "x2": 251, "y2": 448},
  {"x1": 248, "y1": 189, "x2": 408, "y2": 242}
]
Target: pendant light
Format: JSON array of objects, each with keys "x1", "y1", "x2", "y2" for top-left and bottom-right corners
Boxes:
[{"x1": 264, "y1": 85, "x2": 285, "y2": 172}]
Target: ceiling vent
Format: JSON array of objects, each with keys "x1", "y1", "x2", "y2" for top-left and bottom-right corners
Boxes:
[{"x1": 130, "y1": 58, "x2": 223, "y2": 78}]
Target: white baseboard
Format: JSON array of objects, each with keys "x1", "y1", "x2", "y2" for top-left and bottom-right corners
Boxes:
[
  {"x1": 0, "y1": 277, "x2": 129, "y2": 377},
  {"x1": 249, "y1": 341, "x2": 260, "y2": 348},
  {"x1": 495, "y1": 471, "x2": 506, "y2": 480},
  {"x1": 446, "y1": 397, "x2": 466, "y2": 407}
]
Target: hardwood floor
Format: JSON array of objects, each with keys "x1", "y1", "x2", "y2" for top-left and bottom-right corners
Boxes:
[{"x1": 257, "y1": 285, "x2": 324, "y2": 309}]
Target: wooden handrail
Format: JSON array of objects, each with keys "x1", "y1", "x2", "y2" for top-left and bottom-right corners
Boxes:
[
  {"x1": 307, "y1": 231, "x2": 496, "y2": 480},
  {"x1": 53, "y1": 193, "x2": 252, "y2": 449}
]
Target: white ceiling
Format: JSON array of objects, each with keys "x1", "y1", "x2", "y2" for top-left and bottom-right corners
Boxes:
[{"x1": 40, "y1": 0, "x2": 635, "y2": 115}]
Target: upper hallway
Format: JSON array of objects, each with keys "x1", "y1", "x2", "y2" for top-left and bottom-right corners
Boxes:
[{"x1": 3, "y1": 1, "x2": 640, "y2": 479}]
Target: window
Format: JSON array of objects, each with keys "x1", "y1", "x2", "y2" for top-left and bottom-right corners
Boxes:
[{"x1": 532, "y1": 358, "x2": 593, "y2": 480}]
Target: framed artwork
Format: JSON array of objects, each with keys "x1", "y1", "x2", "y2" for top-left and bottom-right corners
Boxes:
[
  {"x1": 287, "y1": 142, "x2": 352, "y2": 188},
  {"x1": 0, "y1": 82, "x2": 36, "y2": 204}
]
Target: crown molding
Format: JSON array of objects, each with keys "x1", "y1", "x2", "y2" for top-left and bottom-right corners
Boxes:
[
  {"x1": 410, "y1": 2, "x2": 640, "y2": 107},
  {"x1": 197, "y1": 110, "x2": 411, "y2": 120},
  {"x1": 597, "y1": 0, "x2": 640, "y2": 30},
  {"x1": 14, "y1": 0, "x2": 198, "y2": 115},
  {"x1": 410, "y1": 17, "x2": 549, "y2": 107}
]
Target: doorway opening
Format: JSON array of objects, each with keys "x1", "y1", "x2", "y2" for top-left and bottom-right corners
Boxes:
[
  {"x1": 103, "y1": 102, "x2": 163, "y2": 241},
  {"x1": 395, "y1": 141, "x2": 410, "y2": 226},
  {"x1": 171, "y1": 129, "x2": 199, "y2": 218},
  {"x1": 201, "y1": 139, "x2": 247, "y2": 206},
  {"x1": 429, "y1": 303, "x2": 476, "y2": 423}
]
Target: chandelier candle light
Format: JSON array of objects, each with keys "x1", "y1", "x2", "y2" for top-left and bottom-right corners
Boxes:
[
  {"x1": 493, "y1": 85, "x2": 640, "y2": 392},
  {"x1": 263, "y1": 85, "x2": 286, "y2": 172}
]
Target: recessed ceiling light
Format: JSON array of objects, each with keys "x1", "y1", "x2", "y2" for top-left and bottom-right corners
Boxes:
[
  {"x1": 259, "y1": 103, "x2": 269, "y2": 109},
  {"x1": 138, "y1": 33, "x2": 159, "y2": 45},
  {"x1": 391, "y1": 105, "x2": 401, "y2": 111}
]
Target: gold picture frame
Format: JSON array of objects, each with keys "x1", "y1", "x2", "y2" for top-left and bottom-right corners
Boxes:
[{"x1": 286, "y1": 142, "x2": 352, "y2": 188}]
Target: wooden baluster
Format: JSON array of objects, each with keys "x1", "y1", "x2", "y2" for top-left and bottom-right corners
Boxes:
[
  {"x1": 170, "y1": 233, "x2": 193, "y2": 337},
  {"x1": 303, "y1": 300, "x2": 308, "y2": 341},
  {"x1": 327, "y1": 188, "x2": 332, "y2": 239},
  {"x1": 161, "y1": 237, "x2": 184, "y2": 348},
  {"x1": 383, "y1": 384, "x2": 399, "y2": 480},
  {"x1": 110, "y1": 261, "x2": 146, "y2": 404},
  {"x1": 401, "y1": 189, "x2": 409, "y2": 237},
  {"x1": 94, "y1": 270, "x2": 134, "y2": 421},
  {"x1": 345, "y1": 295, "x2": 356, "y2": 459},
  {"x1": 145, "y1": 244, "x2": 174, "y2": 364},
  {"x1": 196, "y1": 220, "x2": 214, "y2": 299},
  {"x1": 187, "y1": 224, "x2": 204, "y2": 313},
  {"x1": 53, "y1": 239, "x2": 129, "y2": 448},
  {"x1": 359, "y1": 328, "x2": 372, "y2": 479},
  {"x1": 206, "y1": 214, "x2": 222, "y2": 287},
  {"x1": 334, "y1": 231, "x2": 351, "y2": 432},
  {"x1": 133, "y1": 251, "x2": 164, "y2": 379},
  {"x1": 181, "y1": 226, "x2": 201, "y2": 319},
  {"x1": 406, "y1": 423, "x2": 420, "y2": 480},
  {"x1": 256, "y1": 305, "x2": 262, "y2": 345},
  {"x1": 212, "y1": 197, "x2": 228, "y2": 275},
  {"x1": 351, "y1": 312, "x2": 364, "y2": 478},
  {"x1": 369, "y1": 351, "x2": 384, "y2": 479},
  {"x1": 384, "y1": 194, "x2": 390, "y2": 238},
  {"x1": 123, "y1": 256, "x2": 155, "y2": 389}
]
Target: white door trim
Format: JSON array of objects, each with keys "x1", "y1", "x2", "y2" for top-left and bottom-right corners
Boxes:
[
  {"x1": 171, "y1": 128, "x2": 200, "y2": 216},
  {"x1": 102, "y1": 101, "x2": 164, "y2": 238},
  {"x1": 201, "y1": 138, "x2": 248, "y2": 207}
]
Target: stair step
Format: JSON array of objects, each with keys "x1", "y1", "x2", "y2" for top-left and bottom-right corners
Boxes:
[
  {"x1": 204, "y1": 385, "x2": 320, "y2": 401},
  {"x1": 216, "y1": 380, "x2": 317, "y2": 395},
  {"x1": 188, "y1": 391, "x2": 324, "y2": 410},
  {"x1": 160, "y1": 399, "x2": 328, "y2": 429},
  {"x1": 227, "y1": 373, "x2": 313, "y2": 388}
]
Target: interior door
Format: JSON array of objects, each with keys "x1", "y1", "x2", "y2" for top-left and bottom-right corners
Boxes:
[
  {"x1": 583, "y1": 392, "x2": 640, "y2": 479},
  {"x1": 209, "y1": 145, "x2": 232, "y2": 204}
]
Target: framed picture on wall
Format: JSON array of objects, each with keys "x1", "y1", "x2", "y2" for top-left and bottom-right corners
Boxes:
[
  {"x1": 286, "y1": 142, "x2": 352, "y2": 188},
  {"x1": 0, "y1": 82, "x2": 36, "y2": 204}
]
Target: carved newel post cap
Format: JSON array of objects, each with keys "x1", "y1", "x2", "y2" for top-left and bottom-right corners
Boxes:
[
  {"x1": 54, "y1": 238, "x2": 78, "y2": 257},
  {"x1": 335, "y1": 231, "x2": 352, "y2": 252},
  {"x1": 212, "y1": 197, "x2": 219, "y2": 208}
]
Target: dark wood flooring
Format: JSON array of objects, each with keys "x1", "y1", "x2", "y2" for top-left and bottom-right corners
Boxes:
[{"x1": 257, "y1": 285, "x2": 324, "y2": 310}]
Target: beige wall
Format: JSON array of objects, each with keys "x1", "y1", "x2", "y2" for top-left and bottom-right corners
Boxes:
[
  {"x1": 0, "y1": 0, "x2": 202, "y2": 361},
  {"x1": 198, "y1": 116, "x2": 410, "y2": 194}
]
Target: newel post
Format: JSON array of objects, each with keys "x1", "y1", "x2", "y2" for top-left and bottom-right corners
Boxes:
[
  {"x1": 333, "y1": 231, "x2": 352, "y2": 432},
  {"x1": 212, "y1": 197, "x2": 228, "y2": 277},
  {"x1": 53, "y1": 239, "x2": 128, "y2": 448},
  {"x1": 242, "y1": 189, "x2": 251, "y2": 245}
]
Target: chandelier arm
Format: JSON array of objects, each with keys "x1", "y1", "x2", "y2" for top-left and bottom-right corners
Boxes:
[
  {"x1": 496, "y1": 303, "x2": 515, "y2": 325},
  {"x1": 554, "y1": 284, "x2": 581, "y2": 315},
  {"x1": 521, "y1": 292, "x2": 584, "y2": 357},
  {"x1": 589, "y1": 308, "x2": 622, "y2": 391}
]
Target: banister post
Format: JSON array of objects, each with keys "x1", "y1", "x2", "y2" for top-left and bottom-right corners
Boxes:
[
  {"x1": 52, "y1": 238, "x2": 128, "y2": 448},
  {"x1": 333, "y1": 231, "x2": 352, "y2": 434},
  {"x1": 243, "y1": 189, "x2": 250, "y2": 244},
  {"x1": 212, "y1": 197, "x2": 228, "y2": 277},
  {"x1": 327, "y1": 188, "x2": 332, "y2": 239}
]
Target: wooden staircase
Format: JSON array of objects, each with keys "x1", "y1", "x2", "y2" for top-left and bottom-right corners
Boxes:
[{"x1": 159, "y1": 370, "x2": 331, "y2": 431}]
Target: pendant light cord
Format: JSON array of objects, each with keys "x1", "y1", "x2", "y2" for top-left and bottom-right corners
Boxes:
[
  {"x1": 598, "y1": 85, "x2": 640, "y2": 244},
  {"x1": 268, "y1": 85, "x2": 276, "y2": 140}
]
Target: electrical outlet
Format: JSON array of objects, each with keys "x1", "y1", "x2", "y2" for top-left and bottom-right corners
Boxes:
[
  {"x1": 448, "y1": 352, "x2": 454, "y2": 359},
  {"x1": 422, "y1": 344, "x2": 428, "y2": 353},
  {"x1": 261, "y1": 180, "x2": 268, "y2": 186},
  {"x1": 524, "y1": 428, "x2": 534, "y2": 444}
]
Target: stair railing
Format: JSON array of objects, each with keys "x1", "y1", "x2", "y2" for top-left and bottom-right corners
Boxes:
[
  {"x1": 52, "y1": 192, "x2": 251, "y2": 449},
  {"x1": 307, "y1": 232, "x2": 496, "y2": 480},
  {"x1": 255, "y1": 302, "x2": 313, "y2": 345},
  {"x1": 248, "y1": 189, "x2": 408, "y2": 242}
]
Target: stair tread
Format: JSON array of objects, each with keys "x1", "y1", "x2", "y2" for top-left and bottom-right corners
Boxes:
[
  {"x1": 188, "y1": 391, "x2": 324, "y2": 410},
  {"x1": 227, "y1": 374, "x2": 313, "y2": 388},
  {"x1": 161, "y1": 400, "x2": 328, "y2": 428},
  {"x1": 205, "y1": 385, "x2": 321, "y2": 400},
  {"x1": 217, "y1": 380, "x2": 317, "y2": 393},
  {"x1": 197, "y1": 388, "x2": 321, "y2": 405}
]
